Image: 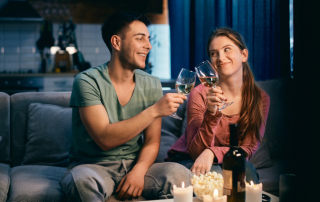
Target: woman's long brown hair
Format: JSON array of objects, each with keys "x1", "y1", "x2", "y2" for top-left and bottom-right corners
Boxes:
[{"x1": 206, "y1": 27, "x2": 264, "y2": 144}]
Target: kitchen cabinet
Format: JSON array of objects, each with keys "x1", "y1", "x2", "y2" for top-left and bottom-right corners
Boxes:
[
  {"x1": 0, "y1": 73, "x2": 77, "y2": 94},
  {"x1": 43, "y1": 76, "x2": 74, "y2": 92},
  {"x1": 1, "y1": 73, "x2": 177, "y2": 95}
]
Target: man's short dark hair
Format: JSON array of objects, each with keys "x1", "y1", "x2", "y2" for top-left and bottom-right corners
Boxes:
[{"x1": 101, "y1": 12, "x2": 151, "y2": 54}]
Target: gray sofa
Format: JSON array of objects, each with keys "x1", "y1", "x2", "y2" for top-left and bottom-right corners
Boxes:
[{"x1": 0, "y1": 78, "x2": 293, "y2": 202}]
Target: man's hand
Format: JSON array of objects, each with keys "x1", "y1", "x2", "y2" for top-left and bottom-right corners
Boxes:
[
  {"x1": 191, "y1": 149, "x2": 215, "y2": 175},
  {"x1": 152, "y1": 93, "x2": 187, "y2": 117},
  {"x1": 116, "y1": 168, "x2": 145, "y2": 200}
]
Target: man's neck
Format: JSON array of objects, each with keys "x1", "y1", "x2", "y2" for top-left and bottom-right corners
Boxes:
[{"x1": 108, "y1": 57, "x2": 135, "y2": 85}]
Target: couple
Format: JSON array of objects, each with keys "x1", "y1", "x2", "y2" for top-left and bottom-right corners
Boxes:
[{"x1": 60, "y1": 12, "x2": 270, "y2": 201}]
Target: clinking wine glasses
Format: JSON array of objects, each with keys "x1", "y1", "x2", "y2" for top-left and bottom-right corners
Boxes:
[
  {"x1": 195, "y1": 60, "x2": 233, "y2": 111},
  {"x1": 169, "y1": 68, "x2": 196, "y2": 120}
]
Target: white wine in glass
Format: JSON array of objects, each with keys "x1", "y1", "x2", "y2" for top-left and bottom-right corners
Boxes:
[
  {"x1": 170, "y1": 68, "x2": 196, "y2": 120},
  {"x1": 175, "y1": 83, "x2": 195, "y2": 95},
  {"x1": 195, "y1": 60, "x2": 233, "y2": 111},
  {"x1": 198, "y1": 76, "x2": 219, "y2": 87}
]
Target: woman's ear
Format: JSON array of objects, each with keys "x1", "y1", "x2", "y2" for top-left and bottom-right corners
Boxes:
[
  {"x1": 242, "y1": 49, "x2": 248, "y2": 63},
  {"x1": 111, "y1": 35, "x2": 121, "y2": 51}
]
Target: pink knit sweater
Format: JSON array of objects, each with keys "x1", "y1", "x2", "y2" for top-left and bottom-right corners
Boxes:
[{"x1": 166, "y1": 84, "x2": 270, "y2": 164}]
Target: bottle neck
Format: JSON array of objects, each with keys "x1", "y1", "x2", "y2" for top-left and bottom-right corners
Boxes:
[{"x1": 229, "y1": 124, "x2": 239, "y2": 147}]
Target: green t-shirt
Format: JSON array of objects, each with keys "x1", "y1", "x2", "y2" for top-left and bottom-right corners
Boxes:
[{"x1": 69, "y1": 62, "x2": 163, "y2": 163}]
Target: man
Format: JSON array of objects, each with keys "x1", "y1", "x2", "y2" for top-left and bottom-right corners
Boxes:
[{"x1": 60, "y1": 12, "x2": 191, "y2": 201}]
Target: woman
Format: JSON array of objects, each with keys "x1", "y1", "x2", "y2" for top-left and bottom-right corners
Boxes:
[{"x1": 165, "y1": 27, "x2": 270, "y2": 183}]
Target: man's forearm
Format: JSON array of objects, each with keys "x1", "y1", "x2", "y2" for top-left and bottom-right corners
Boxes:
[
  {"x1": 130, "y1": 117, "x2": 162, "y2": 174},
  {"x1": 91, "y1": 107, "x2": 156, "y2": 150},
  {"x1": 132, "y1": 141, "x2": 160, "y2": 174}
]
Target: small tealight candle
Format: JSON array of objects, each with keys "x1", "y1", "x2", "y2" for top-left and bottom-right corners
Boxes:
[
  {"x1": 203, "y1": 194, "x2": 213, "y2": 202},
  {"x1": 246, "y1": 181, "x2": 262, "y2": 202},
  {"x1": 173, "y1": 182, "x2": 193, "y2": 202},
  {"x1": 212, "y1": 189, "x2": 227, "y2": 202}
]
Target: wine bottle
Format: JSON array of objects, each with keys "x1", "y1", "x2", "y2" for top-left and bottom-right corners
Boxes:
[{"x1": 222, "y1": 124, "x2": 246, "y2": 202}]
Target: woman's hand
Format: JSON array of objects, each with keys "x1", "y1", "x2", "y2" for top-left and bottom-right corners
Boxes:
[
  {"x1": 191, "y1": 149, "x2": 215, "y2": 175},
  {"x1": 206, "y1": 86, "x2": 227, "y2": 114}
]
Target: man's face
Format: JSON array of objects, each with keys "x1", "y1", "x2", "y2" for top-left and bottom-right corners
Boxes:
[{"x1": 118, "y1": 21, "x2": 152, "y2": 70}]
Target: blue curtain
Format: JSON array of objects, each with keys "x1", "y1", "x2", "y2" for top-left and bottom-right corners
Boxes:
[{"x1": 168, "y1": 0, "x2": 281, "y2": 81}]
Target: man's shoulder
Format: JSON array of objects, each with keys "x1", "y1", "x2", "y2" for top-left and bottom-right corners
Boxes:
[
  {"x1": 135, "y1": 69, "x2": 161, "y2": 86},
  {"x1": 74, "y1": 63, "x2": 108, "y2": 81}
]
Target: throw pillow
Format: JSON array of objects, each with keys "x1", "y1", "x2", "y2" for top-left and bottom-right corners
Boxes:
[
  {"x1": 22, "y1": 103, "x2": 72, "y2": 167},
  {"x1": 249, "y1": 142, "x2": 273, "y2": 169},
  {"x1": 155, "y1": 130, "x2": 178, "y2": 163}
]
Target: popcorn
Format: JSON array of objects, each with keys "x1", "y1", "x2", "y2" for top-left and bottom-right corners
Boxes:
[{"x1": 190, "y1": 172, "x2": 224, "y2": 200}]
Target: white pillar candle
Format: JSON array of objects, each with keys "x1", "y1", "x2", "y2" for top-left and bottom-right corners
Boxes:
[
  {"x1": 173, "y1": 182, "x2": 193, "y2": 202},
  {"x1": 212, "y1": 189, "x2": 227, "y2": 202},
  {"x1": 245, "y1": 181, "x2": 262, "y2": 202}
]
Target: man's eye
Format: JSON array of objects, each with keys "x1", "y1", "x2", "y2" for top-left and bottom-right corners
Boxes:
[
  {"x1": 137, "y1": 38, "x2": 142, "y2": 41},
  {"x1": 225, "y1": 48, "x2": 230, "y2": 51}
]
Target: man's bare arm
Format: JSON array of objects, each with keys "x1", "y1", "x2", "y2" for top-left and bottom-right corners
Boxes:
[
  {"x1": 79, "y1": 93, "x2": 186, "y2": 151},
  {"x1": 116, "y1": 117, "x2": 162, "y2": 199}
]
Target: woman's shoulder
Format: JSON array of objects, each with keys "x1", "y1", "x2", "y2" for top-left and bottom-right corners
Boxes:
[
  {"x1": 258, "y1": 88, "x2": 270, "y2": 105},
  {"x1": 189, "y1": 84, "x2": 207, "y2": 98}
]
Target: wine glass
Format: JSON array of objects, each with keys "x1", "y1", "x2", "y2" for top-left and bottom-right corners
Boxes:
[
  {"x1": 195, "y1": 60, "x2": 234, "y2": 111},
  {"x1": 169, "y1": 68, "x2": 196, "y2": 120}
]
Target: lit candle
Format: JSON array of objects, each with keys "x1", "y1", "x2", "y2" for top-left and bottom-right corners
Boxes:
[
  {"x1": 203, "y1": 194, "x2": 213, "y2": 202},
  {"x1": 173, "y1": 182, "x2": 193, "y2": 202},
  {"x1": 212, "y1": 189, "x2": 227, "y2": 202},
  {"x1": 245, "y1": 181, "x2": 262, "y2": 202}
]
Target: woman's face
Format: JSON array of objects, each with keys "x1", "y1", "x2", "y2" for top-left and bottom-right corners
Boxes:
[{"x1": 208, "y1": 36, "x2": 248, "y2": 79}]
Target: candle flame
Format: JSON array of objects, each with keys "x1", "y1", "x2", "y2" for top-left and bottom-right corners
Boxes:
[
  {"x1": 213, "y1": 189, "x2": 218, "y2": 198},
  {"x1": 182, "y1": 182, "x2": 184, "y2": 188},
  {"x1": 250, "y1": 181, "x2": 254, "y2": 186}
]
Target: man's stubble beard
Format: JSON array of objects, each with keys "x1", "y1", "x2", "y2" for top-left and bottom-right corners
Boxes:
[{"x1": 118, "y1": 45, "x2": 145, "y2": 71}]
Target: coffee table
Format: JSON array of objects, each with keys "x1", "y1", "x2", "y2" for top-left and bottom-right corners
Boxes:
[{"x1": 139, "y1": 191, "x2": 279, "y2": 202}]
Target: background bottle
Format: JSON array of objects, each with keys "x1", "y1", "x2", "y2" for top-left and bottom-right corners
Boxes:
[{"x1": 222, "y1": 124, "x2": 246, "y2": 202}]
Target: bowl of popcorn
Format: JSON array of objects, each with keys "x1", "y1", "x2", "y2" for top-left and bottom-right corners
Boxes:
[{"x1": 189, "y1": 171, "x2": 224, "y2": 201}]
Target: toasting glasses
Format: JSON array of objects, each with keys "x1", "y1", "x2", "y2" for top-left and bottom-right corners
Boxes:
[
  {"x1": 195, "y1": 60, "x2": 234, "y2": 111},
  {"x1": 169, "y1": 68, "x2": 196, "y2": 120}
]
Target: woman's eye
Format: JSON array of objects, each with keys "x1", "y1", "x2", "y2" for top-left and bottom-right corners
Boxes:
[
  {"x1": 211, "y1": 52, "x2": 216, "y2": 56},
  {"x1": 225, "y1": 48, "x2": 230, "y2": 52}
]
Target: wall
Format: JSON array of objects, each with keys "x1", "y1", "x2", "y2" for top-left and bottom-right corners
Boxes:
[
  {"x1": 0, "y1": 0, "x2": 170, "y2": 78},
  {"x1": 0, "y1": 22, "x2": 41, "y2": 73},
  {"x1": 0, "y1": 22, "x2": 170, "y2": 79}
]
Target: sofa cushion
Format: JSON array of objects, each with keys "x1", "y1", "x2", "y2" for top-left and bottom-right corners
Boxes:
[
  {"x1": 10, "y1": 92, "x2": 71, "y2": 167},
  {"x1": 249, "y1": 142, "x2": 273, "y2": 169},
  {"x1": 21, "y1": 103, "x2": 72, "y2": 167},
  {"x1": 161, "y1": 90, "x2": 188, "y2": 139},
  {"x1": 155, "y1": 130, "x2": 179, "y2": 163},
  {"x1": 156, "y1": 90, "x2": 188, "y2": 163},
  {"x1": 0, "y1": 163, "x2": 10, "y2": 202},
  {"x1": 257, "y1": 158, "x2": 290, "y2": 197},
  {"x1": 256, "y1": 79, "x2": 294, "y2": 158},
  {"x1": 9, "y1": 165, "x2": 66, "y2": 202},
  {"x1": 0, "y1": 92, "x2": 10, "y2": 164}
]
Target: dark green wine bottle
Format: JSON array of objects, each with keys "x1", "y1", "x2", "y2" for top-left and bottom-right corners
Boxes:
[{"x1": 222, "y1": 124, "x2": 246, "y2": 202}]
